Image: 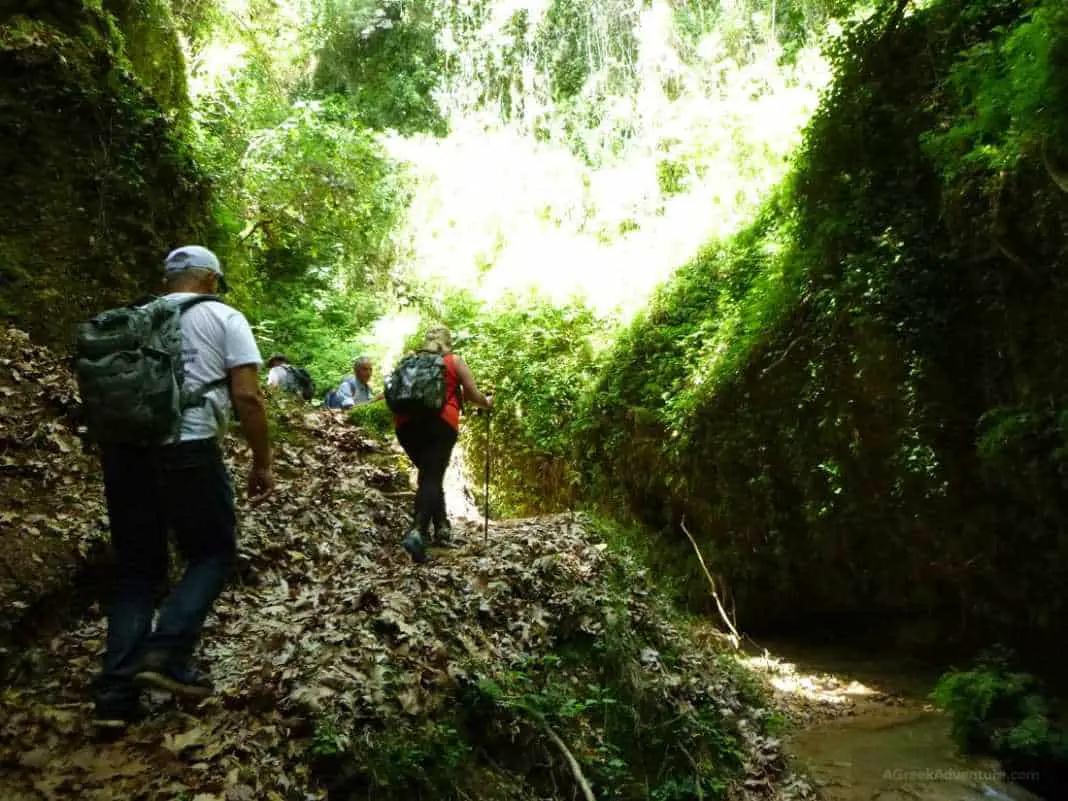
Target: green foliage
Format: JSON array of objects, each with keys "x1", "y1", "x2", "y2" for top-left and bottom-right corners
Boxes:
[
  {"x1": 348, "y1": 399, "x2": 393, "y2": 440},
  {"x1": 313, "y1": 715, "x2": 473, "y2": 797},
  {"x1": 582, "y1": 515, "x2": 687, "y2": 603},
  {"x1": 0, "y1": 4, "x2": 213, "y2": 347},
  {"x1": 354, "y1": 720, "x2": 473, "y2": 792},
  {"x1": 245, "y1": 272, "x2": 384, "y2": 391},
  {"x1": 239, "y1": 98, "x2": 405, "y2": 270},
  {"x1": 301, "y1": 518, "x2": 770, "y2": 801},
  {"x1": 441, "y1": 291, "x2": 609, "y2": 516},
  {"x1": 921, "y1": 0, "x2": 1068, "y2": 179},
  {"x1": 931, "y1": 649, "x2": 1068, "y2": 795},
  {"x1": 102, "y1": 0, "x2": 189, "y2": 114},
  {"x1": 535, "y1": 0, "x2": 638, "y2": 104},
  {"x1": 932, "y1": 650, "x2": 1049, "y2": 754},
  {"x1": 184, "y1": 12, "x2": 409, "y2": 386},
  {"x1": 313, "y1": 0, "x2": 446, "y2": 135},
  {"x1": 310, "y1": 715, "x2": 350, "y2": 757},
  {"x1": 169, "y1": 0, "x2": 224, "y2": 44},
  {"x1": 672, "y1": 0, "x2": 856, "y2": 63},
  {"x1": 463, "y1": 619, "x2": 753, "y2": 800},
  {"x1": 656, "y1": 158, "x2": 688, "y2": 196}
]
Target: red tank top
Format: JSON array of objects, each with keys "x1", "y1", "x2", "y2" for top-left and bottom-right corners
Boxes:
[
  {"x1": 393, "y1": 352, "x2": 461, "y2": 431},
  {"x1": 440, "y1": 352, "x2": 461, "y2": 430}
]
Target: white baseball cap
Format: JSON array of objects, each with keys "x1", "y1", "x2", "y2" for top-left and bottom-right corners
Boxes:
[{"x1": 163, "y1": 245, "x2": 229, "y2": 293}]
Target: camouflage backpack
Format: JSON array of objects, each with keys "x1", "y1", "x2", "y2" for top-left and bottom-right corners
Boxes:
[
  {"x1": 73, "y1": 295, "x2": 228, "y2": 444},
  {"x1": 384, "y1": 351, "x2": 447, "y2": 416}
]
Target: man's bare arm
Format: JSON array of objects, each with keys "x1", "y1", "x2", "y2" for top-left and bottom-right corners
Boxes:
[{"x1": 230, "y1": 364, "x2": 274, "y2": 502}]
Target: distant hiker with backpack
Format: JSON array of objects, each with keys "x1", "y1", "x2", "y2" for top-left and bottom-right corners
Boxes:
[
  {"x1": 266, "y1": 352, "x2": 315, "y2": 400},
  {"x1": 385, "y1": 325, "x2": 492, "y2": 563},
  {"x1": 74, "y1": 245, "x2": 274, "y2": 730},
  {"x1": 325, "y1": 356, "x2": 383, "y2": 410}
]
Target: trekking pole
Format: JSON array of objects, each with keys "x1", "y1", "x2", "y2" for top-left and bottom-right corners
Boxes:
[{"x1": 483, "y1": 405, "x2": 491, "y2": 547}]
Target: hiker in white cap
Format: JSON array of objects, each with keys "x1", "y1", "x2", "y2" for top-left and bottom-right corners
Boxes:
[{"x1": 88, "y1": 244, "x2": 274, "y2": 729}]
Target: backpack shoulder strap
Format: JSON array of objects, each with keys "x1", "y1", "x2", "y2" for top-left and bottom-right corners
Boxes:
[
  {"x1": 183, "y1": 375, "x2": 230, "y2": 409},
  {"x1": 171, "y1": 294, "x2": 226, "y2": 408},
  {"x1": 175, "y1": 294, "x2": 223, "y2": 314}
]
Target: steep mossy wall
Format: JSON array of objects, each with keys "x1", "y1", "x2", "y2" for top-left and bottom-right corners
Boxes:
[
  {"x1": 102, "y1": 0, "x2": 189, "y2": 115},
  {"x1": 582, "y1": 0, "x2": 1068, "y2": 662},
  {"x1": 0, "y1": 2, "x2": 211, "y2": 348}
]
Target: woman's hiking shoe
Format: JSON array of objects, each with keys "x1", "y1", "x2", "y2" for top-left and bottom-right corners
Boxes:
[
  {"x1": 134, "y1": 652, "x2": 214, "y2": 699},
  {"x1": 432, "y1": 520, "x2": 454, "y2": 547},
  {"x1": 402, "y1": 530, "x2": 430, "y2": 563},
  {"x1": 92, "y1": 699, "x2": 148, "y2": 731}
]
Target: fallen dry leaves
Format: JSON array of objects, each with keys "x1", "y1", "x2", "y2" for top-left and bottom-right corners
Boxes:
[
  {"x1": 0, "y1": 327, "x2": 109, "y2": 650},
  {"x1": 0, "y1": 326, "x2": 814, "y2": 801}
]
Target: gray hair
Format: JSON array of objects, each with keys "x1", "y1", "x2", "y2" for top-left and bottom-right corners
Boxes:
[{"x1": 353, "y1": 356, "x2": 372, "y2": 368}]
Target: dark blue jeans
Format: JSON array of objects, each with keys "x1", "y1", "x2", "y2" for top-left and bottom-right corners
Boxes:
[{"x1": 94, "y1": 438, "x2": 236, "y2": 706}]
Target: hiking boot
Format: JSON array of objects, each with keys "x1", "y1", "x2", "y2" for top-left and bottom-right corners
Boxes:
[
  {"x1": 432, "y1": 519, "x2": 453, "y2": 547},
  {"x1": 135, "y1": 652, "x2": 214, "y2": 699},
  {"x1": 402, "y1": 530, "x2": 430, "y2": 563},
  {"x1": 92, "y1": 698, "x2": 148, "y2": 731}
]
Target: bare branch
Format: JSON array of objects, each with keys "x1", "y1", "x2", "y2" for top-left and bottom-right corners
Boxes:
[
  {"x1": 681, "y1": 517, "x2": 742, "y2": 649},
  {"x1": 761, "y1": 335, "x2": 805, "y2": 377},
  {"x1": 678, "y1": 744, "x2": 705, "y2": 801},
  {"x1": 1042, "y1": 139, "x2": 1068, "y2": 194},
  {"x1": 239, "y1": 219, "x2": 273, "y2": 243},
  {"x1": 542, "y1": 721, "x2": 596, "y2": 801}
]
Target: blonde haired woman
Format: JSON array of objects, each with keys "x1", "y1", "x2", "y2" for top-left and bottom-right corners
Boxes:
[{"x1": 394, "y1": 325, "x2": 492, "y2": 562}]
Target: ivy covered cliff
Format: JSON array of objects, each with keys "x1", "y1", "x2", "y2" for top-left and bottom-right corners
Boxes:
[{"x1": 580, "y1": 0, "x2": 1068, "y2": 660}]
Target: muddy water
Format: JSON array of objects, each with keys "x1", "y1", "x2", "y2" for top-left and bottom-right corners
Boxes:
[
  {"x1": 791, "y1": 702, "x2": 1039, "y2": 801},
  {"x1": 749, "y1": 642, "x2": 1044, "y2": 801}
]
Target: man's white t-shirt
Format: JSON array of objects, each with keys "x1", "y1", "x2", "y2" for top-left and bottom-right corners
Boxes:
[{"x1": 165, "y1": 292, "x2": 262, "y2": 443}]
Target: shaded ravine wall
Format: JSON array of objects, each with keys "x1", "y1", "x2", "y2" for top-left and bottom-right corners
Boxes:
[
  {"x1": 582, "y1": 0, "x2": 1068, "y2": 663},
  {"x1": 0, "y1": 0, "x2": 213, "y2": 349}
]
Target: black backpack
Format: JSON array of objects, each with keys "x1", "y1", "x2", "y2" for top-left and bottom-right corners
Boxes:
[{"x1": 285, "y1": 365, "x2": 315, "y2": 401}]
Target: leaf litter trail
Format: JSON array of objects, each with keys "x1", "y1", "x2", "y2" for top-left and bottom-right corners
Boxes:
[{"x1": 0, "y1": 325, "x2": 814, "y2": 801}]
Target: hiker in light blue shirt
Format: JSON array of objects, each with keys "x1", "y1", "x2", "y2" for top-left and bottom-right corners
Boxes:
[{"x1": 337, "y1": 356, "x2": 382, "y2": 408}]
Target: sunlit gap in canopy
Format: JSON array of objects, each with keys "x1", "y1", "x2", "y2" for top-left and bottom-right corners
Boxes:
[
  {"x1": 387, "y1": 0, "x2": 834, "y2": 321},
  {"x1": 181, "y1": 0, "x2": 311, "y2": 101}
]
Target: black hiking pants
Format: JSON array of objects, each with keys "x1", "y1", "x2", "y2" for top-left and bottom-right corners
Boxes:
[
  {"x1": 396, "y1": 417, "x2": 458, "y2": 536},
  {"x1": 94, "y1": 438, "x2": 236, "y2": 707}
]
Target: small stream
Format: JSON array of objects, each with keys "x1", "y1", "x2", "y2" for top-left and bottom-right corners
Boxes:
[
  {"x1": 749, "y1": 641, "x2": 1044, "y2": 801},
  {"x1": 792, "y1": 704, "x2": 1039, "y2": 801}
]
